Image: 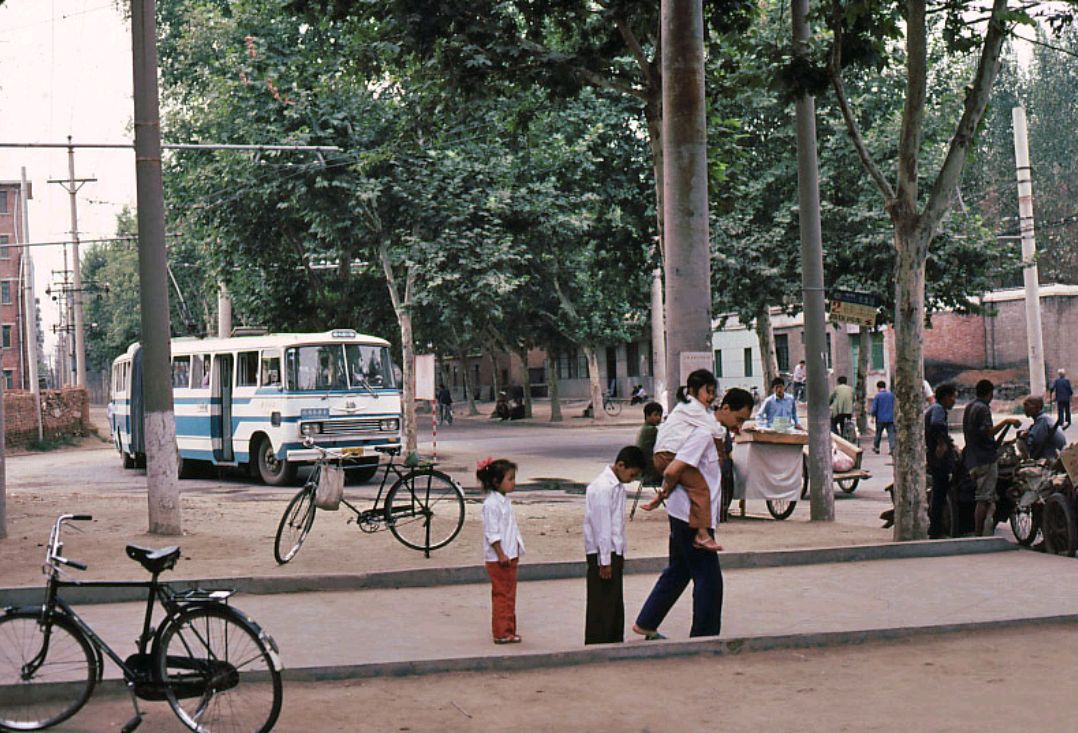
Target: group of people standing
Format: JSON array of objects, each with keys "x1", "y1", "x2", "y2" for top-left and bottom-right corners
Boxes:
[{"x1": 478, "y1": 369, "x2": 754, "y2": 646}]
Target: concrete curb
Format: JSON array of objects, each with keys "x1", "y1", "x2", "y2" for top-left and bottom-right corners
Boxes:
[{"x1": 0, "y1": 537, "x2": 1015, "y2": 607}]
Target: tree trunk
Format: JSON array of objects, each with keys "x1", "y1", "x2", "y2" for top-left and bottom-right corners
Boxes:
[
  {"x1": 488, "y1": 347, "x2": 500, "y2": 403},
  {"x1": 516, "y1": 347, "x2": 533, "y2": 418},
  {"x1": 756, "y1": 305, "x2": 780, "y2": 390},
  {"x1": 892, "y1": 227, "x2": 930, "y2": 541},
  {"x1": 854, "y1": 327, "x2": 871, "y2": 434},
  {"x1": 398, "y1": 310, "x2": 418, "y2": 453},
  {"x1": 661, "y1": 0, "x2": 712, "y2": 399},
  {"x1": 547, "y1": 353, "x2": 562, "y2": 422},
  {"x1": 456, "y1": 346, "x2": 479, "y2": 416},
  {"x1": 583, "y1": 345, "x2": 606, "y2": 422}
]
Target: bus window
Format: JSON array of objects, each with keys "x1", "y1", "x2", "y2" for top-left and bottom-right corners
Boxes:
[
  {"x1": 345, "y1": 344, "x2": 397, "y2": 388},
  {"x1": 287, "y1": 345, "x2": 348, "y2": 391},
  {"x1": 172, "y1": 356, "x2": 191, "y2": 388},
  {"x1": 191, "y1": 355, "x2": 211, "y2": 388},
  {"x1": 261, "y1": 353, "x2": 281, "y2": 387},
  {"x1": 237, "y1": 351, "x2": 259, "y2": 387}
]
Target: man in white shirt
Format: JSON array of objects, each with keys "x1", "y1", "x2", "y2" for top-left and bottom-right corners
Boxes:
[
  {"x1": 633, "y1": 388, "x2": 754, "y2": 639},
  {"x1": 584, "y1": 446, "x2": 647, "y2": 645}
]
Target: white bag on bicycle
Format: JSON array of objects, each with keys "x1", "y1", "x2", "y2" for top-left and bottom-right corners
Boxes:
[{"x1": 315, "y1": 464, "x2": 345, "y2": 510}]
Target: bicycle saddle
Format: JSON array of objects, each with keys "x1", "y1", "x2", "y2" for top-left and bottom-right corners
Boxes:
[{"x1": 125, "y1": 544, "x2": 181, "y2": 575}]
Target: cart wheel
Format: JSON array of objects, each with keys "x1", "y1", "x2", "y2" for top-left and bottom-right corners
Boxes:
[
  {"x1": 766, "y1": 500, "x2": 796, "y2": 520},
  {"x1": 836, "y1": 477, "x2": 860, "y2": 494},
  {"x1": 1009, "y1": 504, "x2": 1039, "y2": 547},
  {"x1": 1042, "y1": 493, "x2": 1077, "y2": 556}
]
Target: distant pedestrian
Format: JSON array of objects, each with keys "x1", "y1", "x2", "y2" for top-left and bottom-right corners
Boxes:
[
  {"x1": 792, "y1": 360, "x2": 807, "y2": 402},
  {"x1": 635, "y1": 402, "x2": 664, "y2": 485},
  {"x1": 479, "y1": 458, "x2": 524, "y2": 644},
  {"x1": 829, "y1": 376, "x2": 854, "y2": 435},
  {"x1": 1050, "y1": 369, "x2": 1072, "y2": 429},
  {"x1": 633, "y1": 387, "x2": 754, "y2": 641},
  {"x1": 962, "y1": 380, "x2": 1022, "y2": 537},
  {"x1": 437, "y1": 384, "x2": 453, "y2": 425},
  {"x1": 926, "y1": 383, "x2": 959, "y2": 539},
  {"x1": 870, "y1": 381, "x2": 895, "y2": 454},
  {"x1": 583, "y1": 446, "x2": 647, "y2": 645}
]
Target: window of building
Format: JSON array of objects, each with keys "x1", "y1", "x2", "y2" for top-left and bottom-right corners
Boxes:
[
  {"x1": 0, "y1": 192, "x2": 7, "y2": 214},
  {"x1": 171, "y1": 356, "x2": 191, "y2": 388},
  {"x1": 0, "y1": 282, "x2": 10, "y2": 305},
  {"x1": 713, "y1": 349, "x2": 723, "y2": 378},
  {"x1": 1, "y1": 324, "x2": 11, "y2": 349},
  {"x1": 743, "y1": 347, "x2": 753, "y2": 377},
  {"x1": 557, "y1": 349, "x2": 577, "y2": 380},
  {"x1": 775, "y1": 334, "x2": 790, "y2": 373},
  {"x1": 2, "y1": 370, "x2": 12, "y2": 389},
  {"x1": 872, "y1": 333, "x2": 885, "y2": 370},
  {"x1": 626, "y1": 342, "x2": 640, "y2": 378},
  {"x1": 237, "y1": 351, "x2": 259, "y2": 386},
  {"x1": 0, "y1": 234, "x2": 9, "y2": 260}
]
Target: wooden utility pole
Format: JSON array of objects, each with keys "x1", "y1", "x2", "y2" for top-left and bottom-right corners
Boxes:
[
  {"x1": 792, "y1": 0, "x2": 834, "y2": 521},
  {"x1": 20, "y1": 168, "x2": 43, "y2": 440},
  {"x1": 131, "y1": 0, "x2": 182, "y2": 535},
  {"x1": 661, "y1": 0, "x2": 712, "y2": 392},
  {"x1": 1012, "y1": 106, "x2": 1046, "y2": 396}
]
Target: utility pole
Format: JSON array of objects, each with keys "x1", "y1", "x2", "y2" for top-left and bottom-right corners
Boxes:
[
  {"x1": 19, "y1": 168, "x2": 42, "y2": 440},
  {"x1": 132, "y1": 0, "x2": 182, "y2": 535},
  {"x1": 217, "y1": 282, "x2": 232, "y2": 338},
  {"x1": 1012, "y1": 106, "x2": 1046, "y2": 396},
  {"x1": 650, "y1": 268, "x2": 668, "y2": 407},
  {"x1": 47, "y1": 139, "x2": 96, "y2": 389},
  {"x1": 792, "y1": 0, "x2": 834, "y2": 521},
  {"x1": 661, "y1": 0, "x2": 712, "y2": 393}
]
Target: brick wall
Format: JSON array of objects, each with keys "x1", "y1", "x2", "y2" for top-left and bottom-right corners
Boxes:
[
  {"x1": 923, "y1": 312, "x2": 987, "y2": 377},
  {"x1": 5, "y1": 387, "x2": 90, "y2": 447}
]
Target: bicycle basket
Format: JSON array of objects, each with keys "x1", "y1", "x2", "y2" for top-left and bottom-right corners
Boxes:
[{"x1": 315, "y1": 464, "x2": 345, "y2": 510}]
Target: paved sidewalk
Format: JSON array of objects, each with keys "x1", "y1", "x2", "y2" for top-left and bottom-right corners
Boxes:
[{"x1": 67, "y1": 549, "x2": 1078, "y2": 681}]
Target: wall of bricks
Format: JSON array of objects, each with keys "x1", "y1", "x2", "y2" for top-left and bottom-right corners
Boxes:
[
  {"x1": 923, "y1": 312, "x2": 987, "y2": 379},
  {"x1": 4, "y1": 387, "x2": 90, "y2": 447}
]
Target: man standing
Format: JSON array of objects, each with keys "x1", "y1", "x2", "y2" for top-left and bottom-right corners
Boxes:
[
  {"x1": 870, "y1": 381, "x2": 895, "y2": 454},
  {"x1": 962, "y1": 379, "x2": 1021, "y2": 536},
  {"x1": 755, "y1": 377, "x2": 802, "y2": 430},
  {"x1": 926, "y1": 383, "x2": 958, "y2": 538},
  {"x1": 1050, "y1": 368, "x2": 1072, "y2": 430},
  {"x1": 792, "y1": 359, "x2": 807, "y2": 402},
  {"x1": 829, "y1": 376, "x2": 854, "y2": 435}
]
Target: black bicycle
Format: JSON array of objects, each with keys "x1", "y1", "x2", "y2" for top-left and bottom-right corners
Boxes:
[
  {"x1": 0, "y1": 514, "x2": 282, "y2": 733},
  {"x1": 274, "y1": 441, "x2": 466, "y2": 564}
]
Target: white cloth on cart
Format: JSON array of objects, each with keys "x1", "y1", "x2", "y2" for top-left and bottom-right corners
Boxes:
[{"x1": 732, "y1": 443, "x2": 803, "y2": 502}]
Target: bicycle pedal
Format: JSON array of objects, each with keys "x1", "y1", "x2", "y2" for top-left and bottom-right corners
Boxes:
[{"x1": 121, "y1": 714, "x2": 143, "y2": 733}]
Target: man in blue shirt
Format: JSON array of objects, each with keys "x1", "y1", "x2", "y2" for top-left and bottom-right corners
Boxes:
[
  {"x1": 1019, "y1": 395, "x2": 1066, "y2": 460},
  {"x1": 870, "y1": 380, "x2": 895, "y2": 454},
  {"x1": 1050, "y1": 368, "x2": 1072, "y2": 430},
  {"x1": 755, "y1": 377, "x2": 801, "y2": 430},
  {"x1": 926, "y1": 383, "x2": 958, "y2": 539}
]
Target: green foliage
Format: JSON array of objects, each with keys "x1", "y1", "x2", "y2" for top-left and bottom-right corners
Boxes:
[{"x1": 83, "y1": 208, "x2": 143, "y2": 371}]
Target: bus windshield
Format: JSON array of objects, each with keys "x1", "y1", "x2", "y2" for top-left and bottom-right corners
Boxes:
[{"x1": 286, "y1": 343, "x2": 397, "y2": 391}]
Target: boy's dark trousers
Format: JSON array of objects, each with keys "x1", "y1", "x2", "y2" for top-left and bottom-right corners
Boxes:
[{"x1": 585, "y1": 553, "x2": 624, "y2": 644}]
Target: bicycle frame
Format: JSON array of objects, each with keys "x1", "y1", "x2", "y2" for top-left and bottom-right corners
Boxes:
[{"x1": 309, "y1": 443, "x2": 422, "y2": 521}]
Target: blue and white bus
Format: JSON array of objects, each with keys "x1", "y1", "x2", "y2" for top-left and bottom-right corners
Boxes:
[{"x1": 109, "y1": 329, "x2": 402, "y2": 485}]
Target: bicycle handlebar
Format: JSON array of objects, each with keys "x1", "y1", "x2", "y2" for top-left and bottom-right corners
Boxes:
[{"x1": 45, "y1": 514, "x2": 93, "y2": 575}]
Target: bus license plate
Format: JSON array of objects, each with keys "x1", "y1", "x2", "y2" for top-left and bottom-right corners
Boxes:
[{"x1": 341, "y1": 447, "x2": 365, "y2": 457}]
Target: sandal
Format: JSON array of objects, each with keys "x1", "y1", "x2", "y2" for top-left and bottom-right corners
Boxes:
[
  {"x1": 494, "y1": 635, "x2": 522, "y2": 644},
  {"x1": 692, "y1": 538, "x2": 722, "y2": 552},
  {"x1": 632, "y1": 624, "x2": 667, "y2": 641}
]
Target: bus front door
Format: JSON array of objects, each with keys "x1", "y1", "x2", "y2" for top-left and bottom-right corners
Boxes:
[{"x1": 214, "y1": 354, "x2": 235, "y2": 462}]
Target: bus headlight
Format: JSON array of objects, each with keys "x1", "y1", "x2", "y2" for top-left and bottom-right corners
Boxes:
[
  {"x1": 301, "y1": 422, "x2": 321, "y2": 436},
  {"x1": 380, "y1": 419, "x2": 400, "y2": 432}
]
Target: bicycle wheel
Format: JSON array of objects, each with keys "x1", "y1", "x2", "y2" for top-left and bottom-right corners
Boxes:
[
  {"x1": 273, "y1": 474, "x2": 317, "y2": 564},
  {"x1": 0, "y1": 610, "x2": 96, "y2": 731},
  {"x1": 386, "y1": 470, "x2": 466, "y2": 552},
  {"x1": 842, "y1": 421, "x2": 858, "y2": 444},
  {"x1": 1009, "y1": 504, "x2": 1039, "y2": 547},
  {"x1": 603, "y1": 399, "x2": 622, "y2": 417},
  {"x1": 766, "y1": 500, "x2": 796, "y2": 520},
  {"x1": 157, "y1": 605, "x2": 282, "y2": 733}
]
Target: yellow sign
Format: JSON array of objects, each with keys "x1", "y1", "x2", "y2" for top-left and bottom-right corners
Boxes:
[
  {"x1": 830, "y1": 299, "x2": 877, "y2": 327},
  {"x1": 341, "y1": 446, "x2": 365, "y2": 457}
]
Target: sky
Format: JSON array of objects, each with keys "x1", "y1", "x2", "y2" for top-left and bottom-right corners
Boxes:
[{"x1": 0, "y1": 1, "x2": 134, "y2": 357}]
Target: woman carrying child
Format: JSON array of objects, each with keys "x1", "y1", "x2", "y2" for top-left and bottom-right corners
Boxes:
[
  {"x1": 641, "y1": 369, "x2": 723, "y2": 552},
  {"x1": 479, "y1": 458, "x2": 524, "y2": 644}
]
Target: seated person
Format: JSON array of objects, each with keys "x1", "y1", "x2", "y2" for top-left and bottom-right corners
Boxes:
[
  {"x1": 630, "y1": 384, "x2": 648, "y2": 405},
  {"x1": 754, "y1": 377, "x2": 802, "y2": 430},
  {"x1": 1018, "y1": 395, "x2": 1066, "y2": 460}
]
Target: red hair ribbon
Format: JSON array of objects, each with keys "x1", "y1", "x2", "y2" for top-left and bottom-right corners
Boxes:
[{"x1": 476, "y1": 456, "x2": 494, "y2": 471}]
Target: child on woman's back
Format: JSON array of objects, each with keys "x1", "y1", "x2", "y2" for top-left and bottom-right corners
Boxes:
[{"x1": 479, "y1": 458, "x2": 524, "y2": 644}]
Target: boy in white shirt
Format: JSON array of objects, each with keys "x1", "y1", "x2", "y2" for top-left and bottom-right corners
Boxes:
[{"x1": 584, "y1": 446, "x2": 647, "y2": 645}]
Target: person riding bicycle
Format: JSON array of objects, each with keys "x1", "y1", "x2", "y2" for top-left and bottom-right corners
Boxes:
[
  {"x1": 437, "y1": 384, "x2": 454, "y2": 425},
  {"x1": 829, "y1": 376, "x2": 854, "y2": 436}
]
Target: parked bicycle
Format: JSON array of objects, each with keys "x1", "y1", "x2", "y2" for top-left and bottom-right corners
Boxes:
[
  {"x1": 0, "y1": 514, "x2": 282, "y2": 733},
  {"x1": 274, "y1": 440, "x2": 466, "y2": 564},
  {"x1": 602, "y1": 392, "x2": 622, "y2": 417}
]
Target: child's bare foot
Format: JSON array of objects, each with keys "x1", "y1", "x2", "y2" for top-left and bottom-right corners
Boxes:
[{"x1": 693, "y1": 534, "x2": 723, "y2": 552}]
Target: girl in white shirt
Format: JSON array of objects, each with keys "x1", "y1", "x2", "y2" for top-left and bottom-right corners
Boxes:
[
  {"x1": 643, "y1": 369, "x2": 723, "y2": 552},
  {"x1": 479, "y1": 458, "x2": 524, "y2": 644}
]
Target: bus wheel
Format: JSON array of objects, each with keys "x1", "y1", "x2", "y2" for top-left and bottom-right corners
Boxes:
[{"x1": 257, "y1": 437, "x2": 297, "y2": 486}]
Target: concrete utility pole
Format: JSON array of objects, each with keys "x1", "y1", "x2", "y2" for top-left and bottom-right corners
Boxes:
[
  {"x1": 792, "y1": 0, "x2": 834, "y2": 521},
  {"x1": 47, "y1": 139, "x2": 96, "y2": 388},
  {"x1": 132, "y1": 0, "x2": 182, "y2": 535},
  {"x1": 19, "y1": 168, "x2": 42, "y2": 440},
  {"x1": 1012, "y1": 107, "x2": 1046, "y2": 396},
  {"x1": 217, "y1": 282, "x2": 232, "y2": 338},
  {"x1": 661, "y1": 0, "x2": 712, "y2": 392},
  {"x1": 650, "y1": 268, "x2": 668, "y2": 407}
]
